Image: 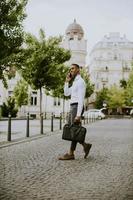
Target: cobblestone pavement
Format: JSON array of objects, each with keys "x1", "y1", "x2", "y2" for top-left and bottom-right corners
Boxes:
[{"x1": 0, "y1": 119, "x2": 133, "y2": 200}]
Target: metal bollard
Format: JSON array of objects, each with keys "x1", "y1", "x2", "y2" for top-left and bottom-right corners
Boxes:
[
  {"x1": 59, "y1": 113, "x2": 62, "y2": 130},
  {"x1": 7, "y1": 113, "x2": 11, "y2": 141},
  {"x1": 40, "y1": 113, "x2": 43, "y2": 134},
  {"x1": 84, "y1": 115, "x2": 85, "y2": 125},
  {"x1": 51, "y1": 112, "x2": 54, "y2": 132},
  {"x1": 44, "y1": 112, "x2": 47, "y2": 119},
  {"x1": 26, "y1": 112, "x2": 29, "y2": 137},
  {"x1": 87, "y1": 115, "x2": 89, "y2": 124}
]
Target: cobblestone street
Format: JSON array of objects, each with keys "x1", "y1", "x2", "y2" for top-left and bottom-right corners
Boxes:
[{"x1": 0, "y1": 119, "x2": 133, "y2": 200}]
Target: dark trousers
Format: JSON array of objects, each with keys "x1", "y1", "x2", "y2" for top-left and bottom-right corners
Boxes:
[{"x1": 68, "y1": 104, "x2": 84, "y2": 151}]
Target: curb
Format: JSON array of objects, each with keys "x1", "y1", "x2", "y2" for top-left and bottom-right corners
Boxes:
[{"x1": 0, "y1": 130, "x2": 61, "y2": 149}]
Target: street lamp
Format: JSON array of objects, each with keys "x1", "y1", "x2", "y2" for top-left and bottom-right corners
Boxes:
[{"x1": 103, "y1": 101, "x2": 107, "y2": 108}]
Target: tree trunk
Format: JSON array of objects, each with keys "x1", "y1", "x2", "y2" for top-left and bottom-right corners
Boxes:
[
  {"x1": 39, "y1": 87, "x2": 42, "y2": 116},
  {"x1": 39, "y1": 87, "x2": 43, "y2": 134},
  {"x1": 63, "y1": 98, "x2": 65, "y2": 122}
]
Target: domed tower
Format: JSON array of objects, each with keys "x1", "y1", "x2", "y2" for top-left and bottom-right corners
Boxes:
[{"x1": 61, "y1": 19, "x2": 87, "y2": 68}]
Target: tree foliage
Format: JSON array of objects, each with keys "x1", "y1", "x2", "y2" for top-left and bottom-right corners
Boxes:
[
  {"x1": 120, "y1": 79, "x2": 127, "y2": 89},
  {"x1": 47, "y1": 65, "x2": 69, "y2": 98},
  {"x1": 1, "y1": 97, "x2": 18, "y2": 117},
  {"x1": 80, "y1": 68, "x2": 94, "y2": 98},
  {"x1": 19, "y1": 29, "x2": 71, "y2": 90},
  {"x1": 125, "y1": 68, "x2": 133, "y2": 106},
  {"x1": 107, "y1": 85, "x2": 125, "y2": 109},
  {"x1": 16, "y1": 29, "x2": 71, "y2": 114},
  {"x1": 95, "y1": 88, "x2": 109, "y2": 109},
  {"x1": 0, "y1": 0, "x2": 27, "y2": 86},
  {"x1": 13, "y1": 79, "x2": 28, "y2": 107}
]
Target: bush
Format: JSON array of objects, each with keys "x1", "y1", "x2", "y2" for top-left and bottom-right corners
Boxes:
[{"x1": 1, "y1": 97, "x2": 18, "y2": 117}]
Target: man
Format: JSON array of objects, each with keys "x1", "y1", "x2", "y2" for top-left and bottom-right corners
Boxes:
[{"x1": 59, "y1": 64, "x2": 92, "y2": 160}]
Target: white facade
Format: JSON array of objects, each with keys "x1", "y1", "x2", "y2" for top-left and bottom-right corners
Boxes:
[
  {"x1": 89, "y1": 32, "x2": 133, "y2": 92},
  {"x1": 0, "y1": 20, "x2": 87, "y2": 117}
]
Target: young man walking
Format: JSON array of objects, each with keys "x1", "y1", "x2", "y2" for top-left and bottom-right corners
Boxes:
[{"x1": 59, "y1": 64, "x2": 92, "y2": 160}]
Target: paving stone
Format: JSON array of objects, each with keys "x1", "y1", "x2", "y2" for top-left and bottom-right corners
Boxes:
[{"x1": 0, "y1": 119, "x2": 133, "y2": 200}]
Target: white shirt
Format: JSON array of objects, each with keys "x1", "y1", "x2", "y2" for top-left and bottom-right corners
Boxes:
[{"x1": 64, "y1": 74, "x2": 86, "y2": 117}]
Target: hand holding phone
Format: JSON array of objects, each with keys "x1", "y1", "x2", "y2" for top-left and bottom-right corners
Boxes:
[
  {"x1": 69, "y1": 72, "x2": 72, "y2": 78},
  {"x1": 65, "y1": 72, "x2": 72, "y2": 82}
]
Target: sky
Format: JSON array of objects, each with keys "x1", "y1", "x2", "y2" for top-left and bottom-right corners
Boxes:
[{"x1": 23, "y1": 0, "x2": 133, "y2": 63}]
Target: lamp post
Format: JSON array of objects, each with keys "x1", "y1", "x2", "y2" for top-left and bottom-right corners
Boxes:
[{"x1": 103, "y1": 101, "x2": 107, "y2": 108}]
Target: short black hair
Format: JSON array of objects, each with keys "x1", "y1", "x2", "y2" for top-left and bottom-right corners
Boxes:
[{"x1": 71, "y1": 63, "x2": 80, "y2": 69}]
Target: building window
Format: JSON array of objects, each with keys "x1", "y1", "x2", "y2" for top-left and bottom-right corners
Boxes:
[
  {"x1": 58, "y1": 98, "x2": 60, "y2": 106},
  {"x1": 114, "y1": 54, "x2": 117, "y2": 60},
  {"x1": 31, "y1": 96, "x2": 37, "y2": 105},
  {"x1": 53, "y1": 97, "x2": 61, "y2": 106},
  {"x1": 34, "y1": 97, "x2": 37, "y2": 105},
  {"x1": 54, "y1": 98, "x2": 56, "y2": 106},
  {"x1": 30, "y1": 90, "x2": 37, "y2": 105},
  {"x1": 31, "y1": 97, "x2": 33, "y2": 105},
  {"x1": 8, "y1": 91, "x2": 13, "y2": 97},
  {"x1": 32, "y1": 91, "x2": 37, "y2": 95}
]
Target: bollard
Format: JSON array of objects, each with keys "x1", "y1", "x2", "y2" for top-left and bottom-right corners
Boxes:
[
  {"x1": 40, "y1": 113, "x2": 43, "y2": 134},
  {"x1": 44, "y1": 112, "x2": 47, "y2": 119},
  {"x1": 51, "y1": 112, "x2": 54, "y2": 132},
  {"x1": 7, "y1": 113, "x2": 11, "y2": 141},
  {"x1": 63, "y1": 112, "x2": 65, "y2": 123},
  {"x1": 84, "y1": 115, "x2": 85, "y2": 125},
  {"x1": 26, "y1": 112, "x2": 29, "y2": 137},
  {"x1": 87, "y1": 115, "x2": 89, "y2": 124},
  {"x1": 59, "y1": 113, "x2": 62, "y2": 130}
]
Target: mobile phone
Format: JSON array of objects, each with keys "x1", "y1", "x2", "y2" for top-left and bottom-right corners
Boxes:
[{"x1": 69, "y1": 72, "x2": 72, "y2": 78}]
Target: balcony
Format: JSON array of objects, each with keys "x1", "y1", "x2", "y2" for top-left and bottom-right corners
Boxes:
[
  {"x1": 101, "y1": 77, "x2": 108, "y2": 82},
  {"x1": 122, "y1": 67, "x2": 130, "y2": 72}
]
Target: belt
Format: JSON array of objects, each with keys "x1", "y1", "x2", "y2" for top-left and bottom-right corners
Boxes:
[{"x1": 70, "y1": 102, "x2": 78, "y2": 106}]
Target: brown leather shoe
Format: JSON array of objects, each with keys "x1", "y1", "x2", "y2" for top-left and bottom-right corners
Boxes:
[
  {"x1": 84, "y1": 143, "x2": 92, "y2": 159},
  {"x1": 58, "y1": 153, "x2": 75, "y2": 160}
]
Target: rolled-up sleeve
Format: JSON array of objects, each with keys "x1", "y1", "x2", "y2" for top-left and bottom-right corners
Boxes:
[
  {"x1": 76, "y1": 81, "x2": 86, "y2": 117},
  {"x1": 64, "y1": 82, "x2": 72, "y2": 96}
]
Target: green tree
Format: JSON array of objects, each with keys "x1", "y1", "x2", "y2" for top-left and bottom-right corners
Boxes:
[
  {"x1": 80, "y1": 68, "x2": 94, "y2": 110},
  {"x1": 0, "y1": 0, "x2": 27, "y2": 87},
  {"x1": 18, "y1": 29, "x2": 71, "y2": 115},
  {"x1": 13, "y1": 79, "x2": 28, "y2": 107},
  {"x1": 80, "y1": 68, "x2": 94, "y2": 98},
  {"x1": 1, "y1": 97, "x2": 18, "y2": 117},
  {"x1": 95, "y1": 88, "x2": 109, "y2": 109},
  {"x1": 107, "y1": 85, "x2": 125, "y2": 110},
  {"x1": 120, "y1": 79, "x2": 127, "y2": 89},
  {"x1": 125, "y1": 69, "x2": 133, "y2": 106}
]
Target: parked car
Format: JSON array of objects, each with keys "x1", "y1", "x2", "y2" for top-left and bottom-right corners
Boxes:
[
  {"x1": 83, "y1": 109, "x2": 105, "y2": 119},
  {"x1": 130, "y1": 109, "x2": 133, "y2": 117}
]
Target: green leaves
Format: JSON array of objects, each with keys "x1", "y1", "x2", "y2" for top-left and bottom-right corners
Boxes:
[
  {"x1": 13, "y1": 79, "x2": 28, "y2": 107},
  {"x1": 0, "y1": 0, "x2": 28, "y2": 84},
  {"x1": 20, "y1": 29, "x2": 71, "y2": 91},
  {"x1": 107, "y1": 86, "x2": 125, "y2": 108},
  {"x1": 125, "y1": 68, "x2": 133, "y2": 106},
  {"x1": 95, "y1": 88, "x2": 109, "y2": 109},
  {"x1": 16, "y1": 29, "x2": 71, "y2": 115},
  {"x1": 80, "y1": 68, "x2": 94, "y2": 98}
]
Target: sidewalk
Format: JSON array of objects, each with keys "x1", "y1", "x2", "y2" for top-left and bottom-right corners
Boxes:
[
  {"x1": 0, "y1": 119, "x2": 133, "y2": 200},
  {"x1": 0, "y1": 118, "x2": 65, "y2": 145}
]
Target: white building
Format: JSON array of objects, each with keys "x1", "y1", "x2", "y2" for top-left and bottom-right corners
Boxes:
[
  {"x1": 61, "y1": 19, "x2": 87, "y2": 68},
  {"x1": 0, "y1": 20, "x2": 87, "y2": 118},
  {"x1": 89, "y1": 32, "x2": 133, "y2": 92}
]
